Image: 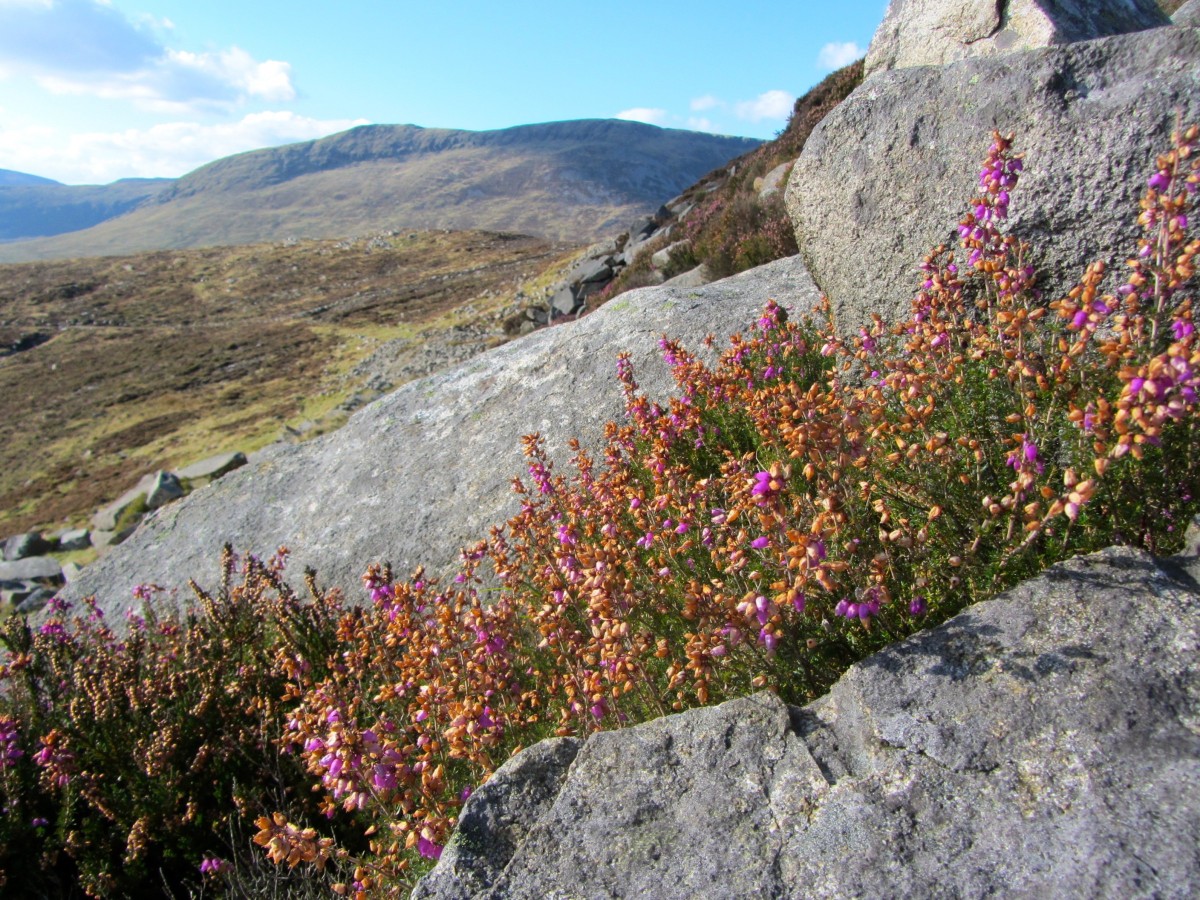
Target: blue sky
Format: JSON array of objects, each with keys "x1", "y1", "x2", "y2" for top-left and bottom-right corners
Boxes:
[{"x1": 0, "y1": 0, "x2": 888, "y2": 185}]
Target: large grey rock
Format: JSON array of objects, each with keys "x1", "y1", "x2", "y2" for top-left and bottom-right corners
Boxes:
[
  {"x1": 412, "y1": 738, "x2": 582, "y2": 900},
  {"x1": 864, "y1": 0, "x2": 1170, "y2": 77},
  {"x1": 787, "y1": 26, "x2": 1200, "y2": 334},
  {"x1": 61, "y1": 257, "x2": 823, "y2": 616},
  {"x1": 1177, "y1": 0, "x2": 1200, "y2": 27},
  {"x1": 415, "y1": 542, "x2": 1200, "y2": 899}
]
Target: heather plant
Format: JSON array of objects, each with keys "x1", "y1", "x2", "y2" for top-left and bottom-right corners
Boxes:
[
  {"x1": 0, "y1": 125, "x2": 1197, "y2": 899},
  {"x1": 0, "y1": 549, "x2": 353, "y2": 897},
  {"x1": 256, "y1": 126, "x2": 1200, "y2": 896}
]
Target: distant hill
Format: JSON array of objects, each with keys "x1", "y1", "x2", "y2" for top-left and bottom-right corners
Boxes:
[
  {"x1": 0, "y1": 120, "x2": 759, "y2": 262},
  {"x1": 0, "y1": 177, "x2": 171, "y2": 242},
  {"x1": 0, "y1": 169, "x2": 61, "y2": 188}
]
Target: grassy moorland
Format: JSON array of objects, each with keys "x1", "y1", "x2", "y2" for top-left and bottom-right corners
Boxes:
[
  {"x1": 0, "y1": 231, "x2": 573, "y2": 535},
  {"x1": 0, "y1": 123, "x2": 1195, "y2": 898}
]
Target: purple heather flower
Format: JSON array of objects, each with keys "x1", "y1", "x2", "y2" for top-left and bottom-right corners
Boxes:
[
  {"x1": 372, "y1": 765, "x2": 397, "y2": 791},
  {"x1": 199, "y1": 857, "x2": 231, "y2": 877},
  {"x1": 418, "y1": 837, "x2": 443, "y2": 861},
  {"x1": 1149, "y1": 171, "x2": 1171, "y2": 191},
  {"x1": 0, "y1": 718, "x2": 23, "y2": 768},
  {"x1": 750, "y1": 536, "x2": 770, "y2": 550},
  {"x1": 1173, "y1": 319, "x2": 1195, "y2": 341},
  {"x1": 909, "y1": 596, "x2": 928, "y2": 616}
]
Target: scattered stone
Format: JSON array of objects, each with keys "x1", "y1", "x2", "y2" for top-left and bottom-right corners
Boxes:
[
  {"x1": 651, "y1": 240, "x2": 690, "y2": 270},
  {"x1": 92, "y1": 480, "x2": 150, "y2": 532},
  {"x1": 61, "y1": 562, "x2": 85, "y2": 583},
  {"x1": 144, "y1": 471, "x2": 184, "y2": 510},
  {"x1": 755, "y1": 159, "x2": 793, "y2": 199},
  {"x1": 549, "y1": 286, "x2": 578, "y2": 317},
  {"x1": 661, "y1": 264, "x2": 712, "y2": 288},
  {"x1": 864, "y1": 0, "x2": 1169, "y2": 77},
  {"x1": 415, "y1": 542, "x2": 1200, "y2": 899},
  {"x1": 0, "y1": 556, "x2": 62, "y2": 583},
  {"x1": 567, "y1": 256, "x2": 613, "y2": 286},
  {"x1": 176, "y1": 451, "x2": 248, "y2": 484},
  {"x1": 54, "y1": 528, "x2": 91, "y2": 552},
  {"x1": 2, "y1": 531, "x2": 54, "y2": 561},
  {"x1": 787, "y1": 25, "x2": 1200, "y2": 334}
]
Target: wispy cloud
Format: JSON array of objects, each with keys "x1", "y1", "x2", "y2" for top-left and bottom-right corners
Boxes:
[
  {"x1": 615, "y1": 107, "x2": 667, "y2": 126},
  {"x1": 734, "y1": 90, "x2": 794, "y2": 123},
  {"x1": 0, "y1": 0, "x2": 295, "y2": 111},
  {"x1": 817, "y1": 41, "x2": 864, "y2": 70},
  {"x1": 690, "y1": 95, "x2": 721, "y2": 112},
  {"x1": 688, "y1": 116, "x2": 714, "y2": 132},
  {"x1": 0, "y1": 111, "x2": 368, "y2": 183}
]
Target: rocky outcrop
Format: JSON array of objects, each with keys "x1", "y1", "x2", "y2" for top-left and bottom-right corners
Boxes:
[
  {"x1": 786, "y1": 25, "x2": 1200, "y2": 334},
  {"x1": 864, "y1": 0, "x2": 1169, "y2": 77},
  {"x1": 1177, "y1": 0, "x2": 1200, "y2": 27},
  {"x1": 414, "y1": 540, "x2": 1200, "y2": 899},
  {"x1": 62, "y1": 257, "x2": 823, "y2": 615}
]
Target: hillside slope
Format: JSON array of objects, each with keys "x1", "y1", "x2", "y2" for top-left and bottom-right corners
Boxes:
[
  {"x1": 0, "y1": 120, "x2": 759, "y2": 261},
  {"x1": 0, "y1": 230, "x2": 568, "y2": 534}
]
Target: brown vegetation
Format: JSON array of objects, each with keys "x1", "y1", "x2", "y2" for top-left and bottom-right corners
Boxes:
[{"x1": 0, "y1": 231, "x2": 572, "y2": 534}]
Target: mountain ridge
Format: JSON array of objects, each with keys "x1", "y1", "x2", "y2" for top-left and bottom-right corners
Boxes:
[{"x1": 0, "y1": 120, "x2": 759, "y2": 261}]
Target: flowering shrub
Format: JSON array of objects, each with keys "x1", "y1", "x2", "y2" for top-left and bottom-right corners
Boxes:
[
  {"x1": 256, "y1": 126, "x2": 1200, "y2": 895},
  {"x1": 0, "y1": 549, "x2": 350, "y2": 897},
  {"x1": 0, "y1": 125, "x2": 1197, "y2": 898}
]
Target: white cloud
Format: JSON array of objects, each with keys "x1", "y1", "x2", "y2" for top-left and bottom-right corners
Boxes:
[
  {"x1": 817, "y1": 41, "x2": 864, "y2": 70},
  {"x1": 615, "y1": 107, "x2": 667, "y2": 126},
  {"x1": 734, "y1": 90, "x2": 794, "y2": 123},
  {"x1": 0, "y1": 111, "x2": 369, "y2": 183},
  {"x1": 687, "y1": 117, "x2": 714, "y2": 132},
  {"x1": 690, "y1": 95, "x2": 721, "y2": 112},
  {"x1": 0, "y1": 1, "x2": 295, "y2": 112}
]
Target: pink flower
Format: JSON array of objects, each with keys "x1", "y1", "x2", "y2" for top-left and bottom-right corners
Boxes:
[{"x1": 418, "y1": 836, "x2": 443, "y2": 860}]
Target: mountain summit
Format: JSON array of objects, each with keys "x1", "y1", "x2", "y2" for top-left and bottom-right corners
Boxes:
[{"x1": 0, "y1": 120, "x2": 759, "y2": 261}]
